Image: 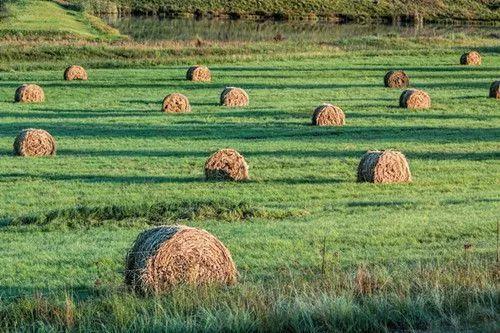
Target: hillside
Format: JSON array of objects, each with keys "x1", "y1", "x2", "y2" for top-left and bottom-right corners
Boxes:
[{"x1": 0, "y1": 0, "x2": 122, "y2": 39}]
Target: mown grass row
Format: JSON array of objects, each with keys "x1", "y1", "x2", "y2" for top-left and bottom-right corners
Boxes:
[{"x1": 1, "y1": 199, "x2": 307, "y2": 227}]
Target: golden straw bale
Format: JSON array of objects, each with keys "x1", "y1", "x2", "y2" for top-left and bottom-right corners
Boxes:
[
  {"x1": 186, "y1": 65, "x2": 211, "y2": 82},
  {"x1": 312, "y1": 104, "x2": 345, "y2": 126},
  {"x1": 357, "y1": 150, "x2": 412, "y2": 183},
  {"x1": 125, "y1": 225, "x2": 237, "y2": 294},
  {"x1": 13, "y1": 129, "x2": 56, "y2": 157},
  {"x1": 205, "y1": 149, "x2": 249, "y2": 181},
  {"x1": 162, "y1": 93, "x2": 191, "y2": 113},
  {"x1": 14, "y1": 84, "x2": 45, "y2": 103},
  {"x1": 460, "y1": 51, "x2": 482, "y2": 66},
  {"x1": 220, "y1": 87, "x2": 249, "y2": 107},
  {"x1": 384, "y1": 70, "x2": 409, "y2": 88},
  {"x1": 399, "y1": 89, "x2": 431, "y2": 109},
  {"x1": 64, "y1": 65, "x2": 88, "y2": 81},
  {"x1": 489, "y1": 81, "x2": 499, "y2": 99}
]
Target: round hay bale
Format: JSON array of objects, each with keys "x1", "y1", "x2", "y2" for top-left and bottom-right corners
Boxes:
[
  {"x1": 205, "y1": 149, "x2": 249, "y2": 181},
  {"x1": 399, "y1": 89, "x2": 431, "y2": 109},
  {"x1": 357, "y1": 150, "x2": 412, "y2": 183},
  {"x1": 311, "y1": 104, "x2": 345, "y2": 126},
  {"x1": 13, "y1": 128, "x2": 56, "y2": 157},
  {"x1": 220, "y1": 87, "x2": 249, "y2": 107},
  {"x1": 186, "y1": 65, "x2": 211, "y2": 82},
  {"x1": 124, "y1": 225, "x2": 237, "y2": 294},
  {"x1": 460, "y1": 51, "x2": 482, "y2": 66},
  {"x1": 490, "y1": 81, "x2": 499, "y2": 99},
  {"x1": 64, "y1": 65, "x2": 88, "y2": 81},
  {"x1": 14, "y1": 84, "x2": 45, "y2": 103},
  {"x1": 384, "y1": 70, "x2": 409, "y2": 88},
  {"x1": 162, "y1": 93, "x2": 191, "y2": 113}
]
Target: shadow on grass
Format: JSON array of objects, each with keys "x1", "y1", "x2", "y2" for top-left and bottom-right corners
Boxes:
[
  {"x1": 0, "y1": 173, "x2": 201, "y2": 184},
  {"x1": 0, "y1": 147, "x2": 488, "y2": 162},
  {"x1": 0, "y1": 120, "x2": 497, "y2": 144},
  {"x1": 348, "y1": 112, "x2": 500, "y2": 121}
]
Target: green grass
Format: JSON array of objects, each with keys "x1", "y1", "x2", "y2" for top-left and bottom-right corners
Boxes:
[
  {"x1": 0, "y1": 0, "x2": 122, "y2": 39},
  {"x1": 0, "y1": 47, "x2": 498, "y2": 330},
  {"x1": 0, "y1": 6, "x2": 499, "y2": 328}
]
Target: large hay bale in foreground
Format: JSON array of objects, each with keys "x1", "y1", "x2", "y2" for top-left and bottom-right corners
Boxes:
[
  {"x1": 13, "y1": 129, "x2": 56, "y2": 157},
  {"x1": 399, "y1": 89, "x2": 431, "y2": 109},
  {"x1": 490, "y1": 81, "x2": 499, "y2": 99},
  {"x1": 312, "y1": 104, "x2": 345, "y2": 126},
  {"x1": 460, "y1": 51, "x2": 482, "y2": 66},
  {"x1": 357, "y1": 150, "x2": 412, "y2": 183},
  {"x1": 384, "y1": 70, "x2": 409, "y2": 88},
  {"x1": 64, "y1": 65, "x2": 88, "y2": 81},
  {"x1": 205, "y1": 149, "x2": 249, "y2": 181},
  {"x1": 220, "y1": 87, "x2": 249, "y2": 107},
  {"x1": 162, "y1": 93, "x2": 191, "y2": 113},
  {"x1": 125, "y1": 225, "x2": 237, "y2": 294},
  {"x1": 186, "y1": 65, "x2": 211, "y2": 82},
  {"x1": 14, "y1": 84, "x2": 45, "y2": 103}
]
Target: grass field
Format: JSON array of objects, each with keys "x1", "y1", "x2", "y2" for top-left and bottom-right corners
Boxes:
[
  {"x1": 0, "y1": 51, "x2": 499, "y2": 331},
  {"x1": 0, "y1": 1, "x2": 499, "y2": 332}
]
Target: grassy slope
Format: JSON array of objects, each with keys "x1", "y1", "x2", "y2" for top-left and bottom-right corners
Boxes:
[{"x1": 0, "y1": 0, "x2": 122, "y2": 39}]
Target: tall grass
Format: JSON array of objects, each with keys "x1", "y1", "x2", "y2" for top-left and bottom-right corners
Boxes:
[{"x1": 0, "y1": 260, "x2": 497, "y2": 332}]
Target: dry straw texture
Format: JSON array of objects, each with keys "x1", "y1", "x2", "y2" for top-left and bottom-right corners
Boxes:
[
  {"x1": 312, "y1": 104, "x2": 345, "y2": 126},
  {"x1": 14, "y1": 84, "x2": 45, "y2": 103},
  {"x1": 220, "y1": 87, "x2": 249, "y2": 107},
  {"x1": 186, "y1": 65, "x2": 211, "y2": 82},
  {"x1": 13, "y1": 129, "x2": 56, "y2": 157},
  {"x1": 64, "y1": 65, "x2": 88, "y2": 81},
  {"x1": 162, "y1": 93, "x2": 191, "y2": 113},
  {"x1": 357, "y1": 150, "x2": 412, "y2": 183},
  {"x1": 205, "y1": 149, "x2": 249, "y2": 181},
  {"x1": 399, "y1": 89, "x2": 431, "y2": 109},
  {"x1": 125, "y1": 225, "x2": 237, "y2": 294},
  {"x1": 384, "y1": 70, "x2": 409, "y2": 88},
  {"x1": 460, "y1": 51, "x2": 482, "y2": 66},
  {"x1": 490, "y1": 81, "x2": 499, "y2": 99}
]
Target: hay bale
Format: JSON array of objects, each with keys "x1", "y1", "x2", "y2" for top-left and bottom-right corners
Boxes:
[
  {"x1": 186, "y1": 65, "x2": 211, "y2": 82},
  {"x1": 220, "y1": 87, "x2": 249, "y2": 107},
  {"x1": 460, "y1": 51, "x2": 482, "y2": 66},
  {"x1": 490, "y1": 81, "x2": 499, "y2": 99},
  {"x1": 162, "y1": 93, "x2": 191, "y2": 113},
  {"x1": 311, "y1": 104, "x2": 345, "y2": 126},
  {"x1": 384, "y1": 70, "x2": 409, "y2": 88},
  {"x1": 124, "y1": 225, "x2": 237, "y2": 294},
  {"x1": 64, "y1": 65, "x2": 88, "y2": 81},
  {"x1": 357, "y1": 150, "x2": 412, "y2": 183},
  {"x1": 205, "y1": 149, "x2": 249, "y2": 181},
  {"x1": 14, "y1": 84, "x2": 45, "y2": 103},
  {"x1": 13, "y1": 129, "x2": 56, "y2": 157},
  {"x1": 399, "y1": 89, "x2": 431, "y2": 109}
]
